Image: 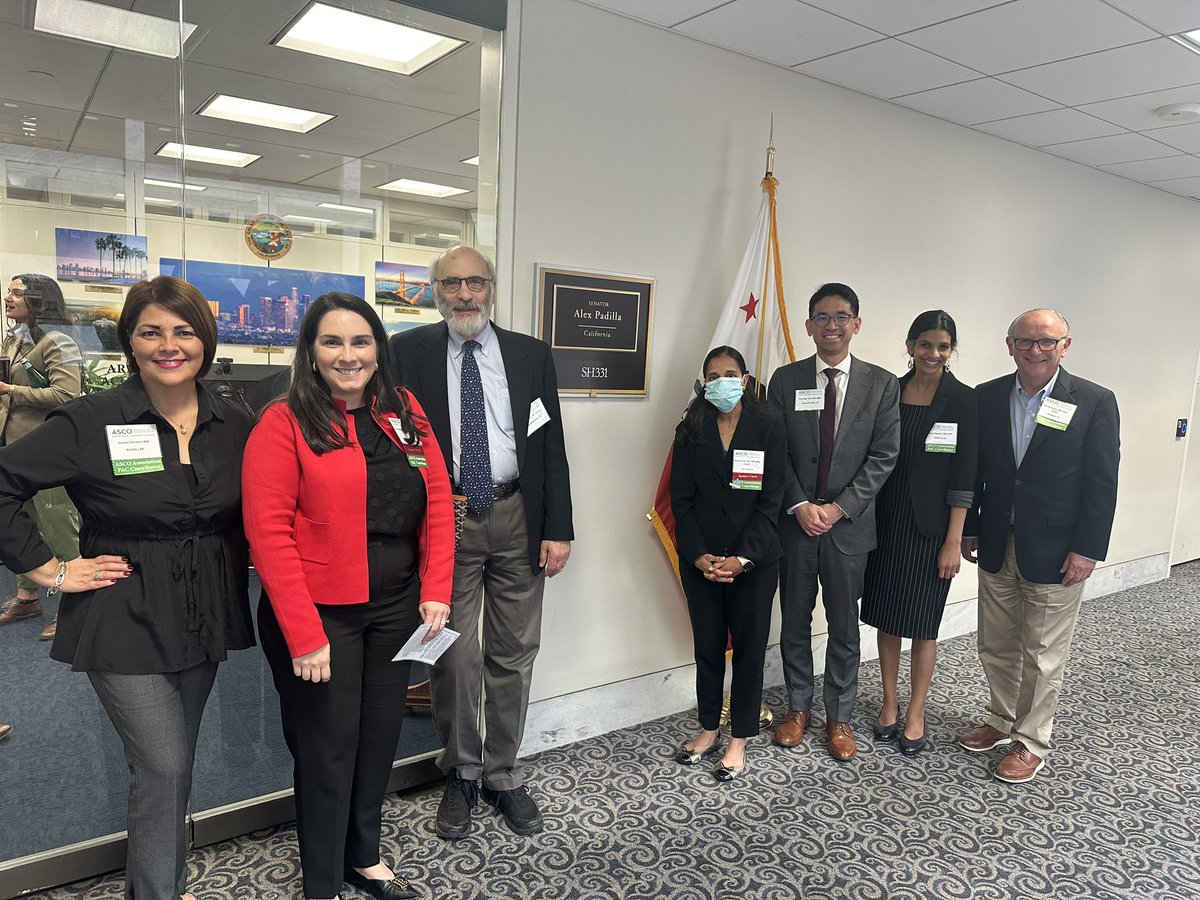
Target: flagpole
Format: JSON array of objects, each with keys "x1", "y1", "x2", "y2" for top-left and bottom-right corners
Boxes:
[{"x1": 755, "y1": 116, "x2": 775, "y2": 389}]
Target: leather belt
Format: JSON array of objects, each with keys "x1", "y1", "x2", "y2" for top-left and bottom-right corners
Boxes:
[{"x1": 453, "y1": 478, "x2": 520, "y2": 501}]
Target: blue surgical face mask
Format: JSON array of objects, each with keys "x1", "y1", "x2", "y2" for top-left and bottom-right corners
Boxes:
[{"x1": 704, "y1": 376, "x2": 745, "y2": 413}]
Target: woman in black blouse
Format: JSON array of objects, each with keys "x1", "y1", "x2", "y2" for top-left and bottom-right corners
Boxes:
[
  {"x1": 0, "y1": 276, "x2": 254, "y2": 899},
  {"x1": 669, "y1": 345, "x2": 785, "y2": 782}
]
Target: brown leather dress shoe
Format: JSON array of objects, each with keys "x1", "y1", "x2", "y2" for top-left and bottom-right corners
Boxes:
[
  {"x1": 0, "y1": 597, "x2": 42, "y2": 626},
  {"x1": 994, "y1": 742, "x2": 1044, "y2": 783},
  {"x1": 958, "y1": 722, "x2": 1012, "y2": 753},
  {"x1": 773, "y1": 709, "x2": 810, "y2": 747},
  {"x1": 39, "y1": 615, "x2": 58, "y2": 641},
  {"x1": 0, "y1": 723, "x2": 11, "y2": 742},
  {"x1": 826, "y1": 721, "x2": 857, "y2": 760}
]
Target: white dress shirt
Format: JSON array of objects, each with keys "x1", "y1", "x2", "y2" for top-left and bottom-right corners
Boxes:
[{"x1": 446, "y1": 322, "x2": 520, "y2": 484}]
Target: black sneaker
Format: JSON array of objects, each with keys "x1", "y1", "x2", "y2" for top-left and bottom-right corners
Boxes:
[
  {"x1": 481, "y1": 784, "x2": 544, "y2": 835},
  {"x1": 435, "y1": 771, "x2": 478, "y2": 839}
]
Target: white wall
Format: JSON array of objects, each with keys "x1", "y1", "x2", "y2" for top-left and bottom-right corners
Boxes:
[{"x1": 497, "y1": 0, "x2": 1200, "y2": 715}]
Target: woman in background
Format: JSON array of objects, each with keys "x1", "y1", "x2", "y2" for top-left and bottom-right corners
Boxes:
[
  {"x1": 669, "y1": 345, "x2": 785, "y2": 782},
  {"x1": 0, "y1": 274, "x2": 84, "y2": 640},
  {"x1": 0, "y1": 275, "x2": 255, "y2": 898},
  {"x1": 244, "y1": 293, "x2": 454, "y2": 900},
  {"x1": 861, "y1": 310, "x2": 977, "y2": 754}
]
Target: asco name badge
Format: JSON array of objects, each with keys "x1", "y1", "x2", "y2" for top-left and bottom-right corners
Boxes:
[
  {"x1": 730, "y1": 449, "x2": 765, "y2": 491},
  {"x1": 105, "y1": 424, "x2": 164, "y2": 476}
]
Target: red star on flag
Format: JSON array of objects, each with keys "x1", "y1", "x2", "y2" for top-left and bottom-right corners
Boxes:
[{"x1": 740, "y1": 293, "x2": 759, "y2": 322}]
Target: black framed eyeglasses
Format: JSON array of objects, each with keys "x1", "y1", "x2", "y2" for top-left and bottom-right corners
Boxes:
[
  {"x1": 436, "y1": 276, "x2": 492, "y2": 292},
  {"x1": 810, "y1": 312, "x2": 854, "y2": 326},
  {"x1": 1010, "y1": 336, "x2": 1067, "y2": 351}
]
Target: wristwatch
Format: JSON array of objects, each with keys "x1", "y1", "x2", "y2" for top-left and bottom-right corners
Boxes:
[{"x1": 737, "y1": 557, "x2": 755, "y2": 573}]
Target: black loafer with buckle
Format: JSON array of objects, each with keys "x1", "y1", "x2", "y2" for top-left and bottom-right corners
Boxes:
[{"x1": 343, "y1": 865, "x2": 418, "y2": 900}]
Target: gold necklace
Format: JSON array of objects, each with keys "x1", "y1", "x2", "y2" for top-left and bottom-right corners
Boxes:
[{"x1": 157, "y1": 408, "x2": 196, "y2": 435}]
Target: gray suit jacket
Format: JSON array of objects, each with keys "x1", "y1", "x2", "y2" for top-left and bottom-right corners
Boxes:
[{"x1": 767, "y1": 354, "x2": 900, "y2": 555}]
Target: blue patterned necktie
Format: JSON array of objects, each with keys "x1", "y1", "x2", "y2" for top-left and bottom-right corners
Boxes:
[{"x1": 460, "y1": 340, "x2": 493, "y2": 514}]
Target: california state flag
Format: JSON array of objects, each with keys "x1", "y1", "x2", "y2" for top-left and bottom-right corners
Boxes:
[{"x1": 647, "y1": 175, "x2": 797, "y2": 576}]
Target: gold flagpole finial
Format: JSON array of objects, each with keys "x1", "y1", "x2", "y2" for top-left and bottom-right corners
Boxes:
[{"x1": 765, "y1": 113, "x2": 776, "y2": 177}]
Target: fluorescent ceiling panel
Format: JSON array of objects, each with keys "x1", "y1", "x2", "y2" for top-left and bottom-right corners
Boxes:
[
  {"x1": 156, "y1": 142, "x2": 260, "y2": 168},
  {"x1": 145, "y1": 178, "x2": 206, "y2": 192},
  {"x1": 273, "y1": 3, "x2": 464, "y2": 75},
  {"x1": 34, "y1": 0, "x2": 197, "y2": 59},
  {"x1": 462, "y1": 155, "x2": 480, "y2": 165},
  {"x1": 317, "y1": 202, "x2": 375, "y2": 214},
  {"x1": 375, "y1": 178, "x2": 469, "y2": 198},
  {"x1": 197, "y1": 95, "x2": 334, "y2": 134}
]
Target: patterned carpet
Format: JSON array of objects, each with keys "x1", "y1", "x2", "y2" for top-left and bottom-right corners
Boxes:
[{"x1": 29, "y1": 563, "x2": 1200, "y2": 900}]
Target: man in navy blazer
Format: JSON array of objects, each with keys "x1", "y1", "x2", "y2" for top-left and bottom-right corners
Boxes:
[
  {"x1": 390, "y1": 246, "x2": 573, "y2": 838},
  {"x1": 767, "y1": 283, "x2": 899, "y2": 760},
  {"x1": 960, "y1": 308, "x2": 1119, "y2": 783}
]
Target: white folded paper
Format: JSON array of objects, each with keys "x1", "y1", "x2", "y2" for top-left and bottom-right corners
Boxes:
[{"x1": 392, "y1": 624, "x2": 460, "y2": 664}]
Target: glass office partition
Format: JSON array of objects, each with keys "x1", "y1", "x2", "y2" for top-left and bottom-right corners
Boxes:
[{"x1": 0, "y1": 0, "x2": 499, "y2": 893}]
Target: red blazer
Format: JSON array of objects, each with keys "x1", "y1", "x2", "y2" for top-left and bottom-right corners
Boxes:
[{"x1": 242, "y1": 391, "x2": 455, "y2": 658}]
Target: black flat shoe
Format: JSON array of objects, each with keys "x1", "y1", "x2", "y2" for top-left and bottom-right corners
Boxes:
[
  {"x1": 675, "y1": 734, "x2": 723, "y2": 765},
  {"x1": 872, "y1": 720, "x2": 900, "y2": 740},
  {"x1": 898, "y1": 730, "x2": 928, "y2": 755},
  {"x1": 343, "y1": 865, "x2": 418, "y2": 900}
]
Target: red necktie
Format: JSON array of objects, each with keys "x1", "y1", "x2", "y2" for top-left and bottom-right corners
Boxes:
[{"x1": 815, "y1": 368, "x2": 840, "y2": 501}]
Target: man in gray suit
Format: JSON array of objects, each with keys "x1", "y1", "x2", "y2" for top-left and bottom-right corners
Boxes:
[{"x1": 767, "y1": 283, "x2": 899, "y2": 760}]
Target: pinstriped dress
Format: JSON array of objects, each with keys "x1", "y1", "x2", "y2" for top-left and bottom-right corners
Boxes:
[{"x1": 861, "y1": 403, "x2": 950, "y2": 641}]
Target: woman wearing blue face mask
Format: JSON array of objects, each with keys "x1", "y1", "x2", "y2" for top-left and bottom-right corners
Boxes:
[{"x1": 669, "y1": 345, "x2": 785, "y2": 781}]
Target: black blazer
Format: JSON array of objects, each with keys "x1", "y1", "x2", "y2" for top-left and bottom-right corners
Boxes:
[
  {"x1": 389, "y1": 321, "x2": 574, "y2": 570},
  {"x1": 898, "y1": 369, "x2": 978, "y2": 538},
  {"x1": 669, "y1": 404, "x2": 786, "y2": 567},
  {"x1": 966, "y1": 367, "x2": 1120, "y2": 584}
]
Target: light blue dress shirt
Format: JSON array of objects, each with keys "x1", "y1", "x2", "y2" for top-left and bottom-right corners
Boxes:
[{"x1": 446, "y1": 322, "x2": 519, "y2": 484}]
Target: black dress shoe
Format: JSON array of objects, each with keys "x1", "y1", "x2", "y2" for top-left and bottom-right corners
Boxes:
[
  {"x1": 481, "y1": 784, "x2": 544, "y2": 835},
  {"x1": 872, "y1": 720, "x2": 900, "y2": 741},
  {"x1": 343, "y1": 865, "x2": 418, "y2": 900},
  {"x1": 898, "y1": 730, "x2": 928, "y2": 755},
  {"x1": 436, "y1": 771, "x2": 478, "y2": 839},
  {"x1": 675, "y1": 734, "x2": 723, "y2": 765}
]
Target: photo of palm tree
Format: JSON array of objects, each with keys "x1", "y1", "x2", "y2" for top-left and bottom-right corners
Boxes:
[{"x1": 55, "y1": 228, "x2": 149, "y2": 285}]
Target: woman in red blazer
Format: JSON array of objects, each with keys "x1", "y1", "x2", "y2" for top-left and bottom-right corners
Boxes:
[{"x1": 243, "y1": 292, "x2": 454, "y2": 900}]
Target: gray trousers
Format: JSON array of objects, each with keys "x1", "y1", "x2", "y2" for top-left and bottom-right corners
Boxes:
[
  {"x1": 778, "y1": 515, "x2": 868, "y2": 723},
  {"x1": 88, "y1": 661, "x2": 217, "y2": 900},
  {"x1": 431, "y1": 492, "x2": 544, "y2": 790}
]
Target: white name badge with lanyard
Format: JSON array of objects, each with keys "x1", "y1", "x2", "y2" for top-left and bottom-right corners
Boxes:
[
  {"x1": 105, "y1": 424, "x2": 164, "y2": 476},
  {"x1": 1035, "y1": 397, "x2": 1077, "y2": 431},
  {"x1": 924, "y1": 422, "x2": 958, "y2": 453},
  {"x1": 388, "y1": 417, "x2": 427, "y2": 467},
  {"x1": 730, "y1": 449, "x2": 765, "y2": 491}
]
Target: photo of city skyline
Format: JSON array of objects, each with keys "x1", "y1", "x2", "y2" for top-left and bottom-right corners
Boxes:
[
  {"x1": 159, "y1": 258, "x2": 365, "y2": 346},
  {"x1": 56, "y1": 228, "x2": 149, "y2": 285}
]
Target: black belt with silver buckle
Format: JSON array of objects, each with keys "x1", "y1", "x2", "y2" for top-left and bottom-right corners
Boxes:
[{"x1": 454, "y1": 479, "x2": 521, "y2": 501}]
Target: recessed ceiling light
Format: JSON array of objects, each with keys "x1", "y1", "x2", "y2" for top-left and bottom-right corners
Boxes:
[
  {"x1": 283, "y1": 214, "x2": 334, "y2": 223},
  {"x1": 144, "y1": 197, "x2": 180, "y2": 205},
  {"x1": 197, "y1": 94, "x2": 335, "y2": 134},
  {"x1": 273, "y1": 2, "x2": 464, "y2": 75},
  {"x1": 34, "y1": 0, "x2": 197, "y2": 59},
  {"x1": 376, "y1": 178, "x2": 469, "y2": 198},
  {"x1": 317, "y1": 202, "x2": 374, "y2": 215},
  {"x1": 145, "y1": 178, "x2": 207, "y2": 192},
  {"x1": 462, "y1": 155, "x2": 480, "y2": 166},
  {"x1": 298, "y1": 153, "x2": 313, "y2": 159},
  {"x1": 2, "y1": 103, "x2": 18, "y2": 109},
  {"x1": 1171, "y1": 31, "x2": 1200, "y2": 54},
  {"x1": 156, "y1": 142, "x2": 260, "y2": 168}
]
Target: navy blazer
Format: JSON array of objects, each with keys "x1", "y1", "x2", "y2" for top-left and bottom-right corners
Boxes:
[
  {"x1": 966, "y1": 367, "x2": 1120, "y2": 584},
  {"x1": 389, "y1": 321, "x2": 574, "y2": 570},
  {"x1": 897, "y1": 369, "x2": 977, "y2": 538},
  {"x1": 669, "y1": 404, "x2": 786, "y2": 567}
]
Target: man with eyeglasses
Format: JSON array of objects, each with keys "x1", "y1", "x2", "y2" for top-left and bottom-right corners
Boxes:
[
  {"x1": 767, "y1": 283, "x2": 899, "y2": 761},
  {"x1": 389, "y1": 245, "x2": 574, "y2": 839},
  {"x1": 959, "y1": 308, "x2": 1119, "y2": 783}
]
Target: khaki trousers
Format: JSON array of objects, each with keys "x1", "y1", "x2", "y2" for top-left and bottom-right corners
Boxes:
[{"x1": 977, "y1": 535, "x2": 1085, "y2": 758}]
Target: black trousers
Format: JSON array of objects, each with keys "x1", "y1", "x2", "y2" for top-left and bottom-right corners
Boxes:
[
  {"x1": 259, "y1": 537, "x2": 420, "y2": 898},
  {"x1": 679, "y1": 561, "x2": 778, "y2": 738}
]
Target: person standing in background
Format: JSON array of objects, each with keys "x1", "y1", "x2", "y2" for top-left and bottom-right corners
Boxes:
[{"x1": 390, "y1": 246, "x2": 573, "y2": 839}]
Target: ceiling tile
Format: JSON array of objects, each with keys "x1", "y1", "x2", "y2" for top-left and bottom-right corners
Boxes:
[
  {"x1": 1042, "y1": 131, "x2": 1179, "y2": 165},
  {"x1": 578, "y1": 0, "x2": 726, "y2": 28},
  {"x1": 1079, "y1": 84, "x2": 1200, "y2": 130},
  {"x1": 794, "y1": 38, "x2": 977, "y2": 99},
  {"x1": 975, "y1": 108, "x2": 1125, "y2": 145},
  {"x1": 1102, "y1": 0, "x2": 1200, "y2": 35},
  {"x1": 1000, "y1": 38, "x2": 1200, "y2": 106},
  {"x1": 673, "y1": 0, "x2": 882, "y2": 67},
  {"x1": 1142, "y1": 121, "x2": 1200, "y2": 152},
  {"x1": 1100, "y1": 154, "x2": 1200, "y2": 180},
  {"x1": 891, "y1": 78, "x2": 1060, "y2": 124},
  {"x1": 903, "y1": 0, "x2": 1156, "y2": 75},
  {"x1": 796, "y1": 0, "x2": 1008, "y2": 36},
  {"x1": 1144, "y1": 174, "x2": 1200, "y2": 197}
]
